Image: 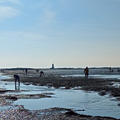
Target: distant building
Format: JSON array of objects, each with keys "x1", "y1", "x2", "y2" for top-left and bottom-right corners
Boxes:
[{"x1": 51, "y1": 64, "x2": 55, "y2": 69}]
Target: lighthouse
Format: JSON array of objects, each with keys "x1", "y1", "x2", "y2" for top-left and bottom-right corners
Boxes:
[{"x1": 51, "y1": 64, "x2": 55, "y2": 69}]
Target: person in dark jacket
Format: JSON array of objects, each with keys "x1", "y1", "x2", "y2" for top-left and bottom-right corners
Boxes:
[
  {"x1": 84, "y1": 67, "x2": 89, "y2": 79},
  {"x1": 40, "y1": 71, "x2": 44, "y2": 77},
  {"x1": 14, "y1": 74, "x2": 20, "y2": 90}
]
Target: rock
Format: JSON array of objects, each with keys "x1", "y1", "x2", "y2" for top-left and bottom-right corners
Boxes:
[
  {"x1": 6, "y1": 96, "x2": 18, "y2": 101},
  {"x1": 118, "y1": 103, "x2": 120, "y2": 106},
  {"x1": 47, "y1": 83, "x2": 53, "y2": 88},
  {"x1": 65, "y1": 110, "x2": 79, "y2": 116},
  {"x1": 99, "y1": 90, "x2": 106, "y2": 96},
  {"x1": 65, "y1": 86, "x2": 70, "y2": 89},
  {"x1": 24, "y1": 82, "x2": 31, "y2": 85}
]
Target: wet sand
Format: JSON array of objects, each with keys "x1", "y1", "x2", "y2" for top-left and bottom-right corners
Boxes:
[
  {"x1": 0, "y1": 106, "x2": 118, "y2": 120},
  {"x1": 1, "y1": 69, "x2": 120, "y2": 120},
  {"x1": 3, "y1": 71, "x2": 120, "y2": 100}
]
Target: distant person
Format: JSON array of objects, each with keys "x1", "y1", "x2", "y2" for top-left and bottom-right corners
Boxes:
[
  {"x1": 109, "y1": 67, "x2": 113, "y2": 72},
  {"x1": 118, "y1": 68, "x2": 120, "y2": 72},
  {"x1": 84, "y1": 67, "x2": 89, "y2": 79},
  {"x1": 14, "y1": 74, "x2": 20, "y2": 90},
  {"x1": 25, "y1": 69, "x2": 28, "y2": 75},
  {"x1": 40, "y1": 71, "x2": 44, "y2": 77}
]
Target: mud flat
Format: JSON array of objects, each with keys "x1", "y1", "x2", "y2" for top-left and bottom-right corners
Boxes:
[
  {"x1": 1, "y1": 93, "x2": 53, "y2": 101},
  {"x1": 3, "y1": 74, "x2": 120, "y2": 100},
  {"x1": 1, "y1": 70, "x2": 120, "y2": 120},
  {"x1": 0, "y1": 106, "x2": 119, "y2": 120}
]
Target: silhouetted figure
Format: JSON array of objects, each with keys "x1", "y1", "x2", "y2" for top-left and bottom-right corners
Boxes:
[
  {"x1": 109, "y1": 67, "x2": 113, "y2": 72},
  {"x1": 25, "y1": 69, "x2": 28, "y2": 75},
  {"x1": 118, "y1": 68, "x2": 120, "y2": 72},
  {"x1": 40, "y1": 71, "x2": 44, "y2": 77},
  {"x1": 84, "y1": 67, "x2": 89, "y2": 79},
  {"x1": 14, "y1": 74, "x2": 20, "y2": 90}
]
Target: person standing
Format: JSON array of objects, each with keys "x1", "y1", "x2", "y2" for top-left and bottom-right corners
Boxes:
[
  {"x1": 14, "y1": 74, "x2": 20, "y2": 90},
  {"x1": 25, "y1": 68, "x2": 28, "y2": 75},
  {"x1": 84, "y1": 67, "x2": 89, "y2": 79},
  {"x1": 40, "y1": 71, "x2": 44, "y2": 77}
]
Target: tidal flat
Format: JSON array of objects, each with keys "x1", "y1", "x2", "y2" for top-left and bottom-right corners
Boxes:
[{"x1": 0, "y1": 68, "x2": 120, "y2": 119}]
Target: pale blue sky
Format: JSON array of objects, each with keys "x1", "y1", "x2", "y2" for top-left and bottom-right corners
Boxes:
[{"x1": 0, "y1": 0, "x2": 120, "y2": 68}]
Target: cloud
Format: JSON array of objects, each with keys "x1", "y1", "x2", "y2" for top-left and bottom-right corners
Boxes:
[
  {"x1": 0, "y1": 0, "x2": 20, "y2": 4},
  {"x1": 0, "y1": 31, "x2": 48, "y2": 42},
  {"x1": 0, "y1": 6, "x2": 19, "y2": 20},
  {"x1": 0, "y1": 0, "x2": 21, "y2": 21}
]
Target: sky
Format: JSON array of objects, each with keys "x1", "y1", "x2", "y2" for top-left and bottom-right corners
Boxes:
[{"x1": 0, "y1": 0, "x2": 120, "y2": 68}]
